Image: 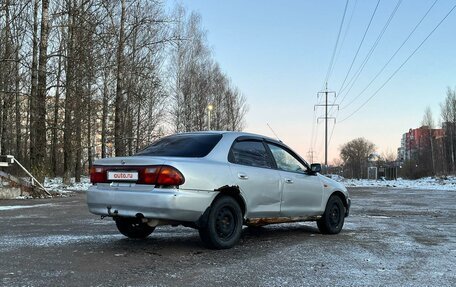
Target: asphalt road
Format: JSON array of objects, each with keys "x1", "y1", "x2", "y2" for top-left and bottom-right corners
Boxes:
[{"x1": 0, "y1": 187, "x2": 455, "y2": 287}]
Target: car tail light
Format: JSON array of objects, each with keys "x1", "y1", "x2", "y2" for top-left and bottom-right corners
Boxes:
[
  {"x1": 90, "y1": 166, "x2": 107, "y2": 183},
  {"x1": 156, "y1": 166, "x2": 185, "y2": 186},
  {"x1": 139, "y1": 167, "x2": 160, "y2": 185}
]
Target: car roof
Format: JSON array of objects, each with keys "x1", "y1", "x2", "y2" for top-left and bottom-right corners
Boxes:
[
  {"x1": 156, "y1": 131, "x2": 310, "y2": 167},
  {"x1": 174, "y1": 130, "x2": 281, "y2": 144}
]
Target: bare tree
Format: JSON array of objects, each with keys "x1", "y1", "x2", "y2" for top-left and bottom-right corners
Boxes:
[
  {"x1": 441, "y1": 87, "x2": 456, "y2": 174},
  {"x1": 422, "y1": 106, "x2": 436, "y2": 175},
  {"x1": 0, "y1": 0, "x2": 14, "y2": 156},
  {"x1": 381, "y1": 148, "x2": 396, "y2": 163},
  {"x1": 168, "y1": 6, "x2": 247, "y2": 133},
  {"x1": 340, "y1": 138, "x2": 376, "y2": 179},
  {"x1": 0, "y1": 0, "x2": 247, "y2": 185},
  {"x1": 28, "y1": 0, "x2": 40, "y2": 170},
  {"x1": 29, "y1": 0, "x2": 51, "y2": 183},
  {"x1": 114, "y1": 0, "x2": 127, "y2": 157},
  {"x1": 50, "y1": 27, "x2": 65, "y2": 177}
]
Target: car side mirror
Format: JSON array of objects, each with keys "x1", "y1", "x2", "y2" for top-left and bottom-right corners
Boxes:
[{"x1": 310, "y1": 163, "x2": 322, "y2": 173}]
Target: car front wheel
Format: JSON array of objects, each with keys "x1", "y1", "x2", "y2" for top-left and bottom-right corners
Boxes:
[
  {"x1": 115, "y1": 217, "x2": 155, "y2": 239},
  {"x1": 199, "y1": 196, "x2": 243, "y2": 249},
  {"x1": 317, "y1": 195, "x2": 345, "y2": 234}
]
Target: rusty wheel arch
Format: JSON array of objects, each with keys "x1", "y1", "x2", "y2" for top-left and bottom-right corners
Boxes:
[{"x1": 213, "y1": 185, "x2": 247, "y2": 217}]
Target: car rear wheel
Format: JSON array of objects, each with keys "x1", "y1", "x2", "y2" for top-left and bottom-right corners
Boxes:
[
  {"x1": 115, "y1": 217, "x2": 155, "y2": 239},
  {"x1": 317, "y1": 195, "x2": 345, "y2": 234},
  {"x1": 199, "y1": 196, "x2": 243, "y2": 249}
]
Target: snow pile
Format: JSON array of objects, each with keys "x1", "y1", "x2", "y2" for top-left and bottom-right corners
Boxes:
[
  {"x1": 44, "y1": 177, "x2": 91, "y2": 193},
  {"x1": 327, "y1": 174, "x2": 456, "y2": 191},
  {"x1": 326, "y1": 174, "x2": 345, "y2": 182}
]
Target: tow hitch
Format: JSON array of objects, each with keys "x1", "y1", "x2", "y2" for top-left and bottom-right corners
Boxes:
[{"x1": 107, "y1": 206, "x2": 118, "y2": 217}]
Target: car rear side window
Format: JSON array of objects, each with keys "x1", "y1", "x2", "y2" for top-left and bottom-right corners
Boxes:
[
  {"x1": 135, "y1": 134, "x2": 222, "y2": 157},
  {"x1": 229, "y1": 140, "x2": 273, "y2": 168}
]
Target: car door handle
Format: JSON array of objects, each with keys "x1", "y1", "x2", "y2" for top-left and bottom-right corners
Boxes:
[
  {"x1": 284, "y1": 178, "x2": 294, "y2": 184},
  {"x1": 238, "y1": 173, "x2": 249, "y2": 180}
]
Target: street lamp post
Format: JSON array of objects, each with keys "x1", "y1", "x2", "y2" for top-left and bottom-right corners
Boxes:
[{"x1": 207, "y1": 104, "x2": 213, "y2": 130}]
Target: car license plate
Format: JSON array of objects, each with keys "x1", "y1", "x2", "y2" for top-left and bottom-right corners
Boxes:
[{"x1": 107, "y1": 171, "x2": 138, "y2": 181}]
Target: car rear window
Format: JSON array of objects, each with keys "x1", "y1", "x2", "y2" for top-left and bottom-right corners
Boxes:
[
  {"x1": 229, "y1": 140, "x2": 273, "y2": 168},
  {"x1": 135, "y1": 134, "x2": 222, "y2": 157}
]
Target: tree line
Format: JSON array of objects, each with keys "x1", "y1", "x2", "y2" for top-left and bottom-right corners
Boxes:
[
  {"x1": 0, "y1": 0, "x2": 247, "y2": 184},
  {"x1": 337, "y1": 87, "x2": 456, "y2": 179},
  {"x1": 403, "y1": 87, "x2": 456, "y2": 178}
]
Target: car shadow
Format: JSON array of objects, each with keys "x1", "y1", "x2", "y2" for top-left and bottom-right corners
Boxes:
[
  {"x1": 242, "y1": 223, "x2": 320, "y2": 241},
  {"x1": 243, "y1": 223, "x2": 319, "y2": 236},
  {"x1": 94, "y1": 223, "x2": 321, "y2": 255}
]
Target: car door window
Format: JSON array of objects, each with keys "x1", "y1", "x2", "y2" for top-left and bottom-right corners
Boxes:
[
  {"x1": 229, "y1": 141, "x2": 273, "y2": 168},
  {"x1": 267, "y1": 144, "x2": 307, "y2": 173}
]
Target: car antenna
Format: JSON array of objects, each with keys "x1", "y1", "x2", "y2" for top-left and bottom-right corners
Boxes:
[{"x1": 267, "y1": 123, "x2": 282, "y2": 142}]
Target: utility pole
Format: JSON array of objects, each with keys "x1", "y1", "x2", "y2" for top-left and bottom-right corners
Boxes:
[
  {"x1": 307, "y1": 149, "x2": 315, "y2": 164},
  {"x1": 314, "y1": 83, "x2": 338, "y2": 172}
]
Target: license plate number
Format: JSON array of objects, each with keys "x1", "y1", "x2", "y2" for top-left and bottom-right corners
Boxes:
[{"x1": 107, "y1": 171, "x2": 138, "y2": 181}]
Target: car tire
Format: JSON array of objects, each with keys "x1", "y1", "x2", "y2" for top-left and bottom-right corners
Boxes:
[
  {"x1": 115, "y1": 217, "x2": 155, "y2": 239},
  {"x1": 198, "y1": 196, "x2": 243, "y2": 249},
  {"x1": 317, "y1": 195, "x2": 345, "y2": 234}
]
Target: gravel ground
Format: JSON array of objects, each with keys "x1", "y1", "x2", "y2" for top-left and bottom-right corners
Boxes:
[{"x1": 0, "y1": 187, "x2": 455, "y2": 287}]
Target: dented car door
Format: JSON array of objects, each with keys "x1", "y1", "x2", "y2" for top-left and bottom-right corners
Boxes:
[{"x1": 228, "y1": 139, "x2": 282, "y2": 218}]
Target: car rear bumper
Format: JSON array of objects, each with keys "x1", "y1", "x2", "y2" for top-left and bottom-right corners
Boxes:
[{"x1": 87, "y1": 185, "x2": 217, "y2": 222}]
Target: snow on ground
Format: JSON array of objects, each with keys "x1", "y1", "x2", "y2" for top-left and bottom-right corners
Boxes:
[
  {"x1": 0, "y1": 234, "x2": 122, "y2": 252},
  {"x1": 9, "y1": 176, "x2": 90, "y2": 199},
  {"x1": 0, "y1": 203, "x2": 55, "y2": 211},
  {"x1": 44, "y1": 176, "x2": 91, "y2": 194},
  {"x1": 327, "y1": 174, "x2": 456, "y2": 191},
  {"x1": 17, "y1": 173, "x2": 455, "y2": 199}
]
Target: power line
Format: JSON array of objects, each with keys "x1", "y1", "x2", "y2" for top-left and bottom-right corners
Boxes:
[
  {"x1": 312, "y1": 115, "x2": 324, "y2": 159},
  {"x1": 328, "y1": 0, "x2": 358, "y2": 116},
  {"x1": 309, "y1": 90, "x2": 325, "y2": 146},
  {"x1": 322, "y1": 0, "x2": 350, "y2": 90},
  {"x1": 330, "y1": 0, "x2": 401, "y2": 116},
  {"x1": 328, "y1": 110, "x2": 339, "y2": 146},
  {"x1": 326, "y1": 120, "x2": 337, "y2": 164},
  {"x1": 339, "y1": 1, "x2": 456, "y2": 123},
  {"x1": 307, "y1": 149, "x2": 316, "y2": 164},
  {"x1": 313, "y1": 0, "x2": 349, "y2": 157},
  {"x1": 312, "y1": 114, "x2": 322, "y2": 153},
  {"x1": 334, "y1": 0, "x2": 359, "y2": 68},
  {"x1": 338, "y1": 0, "x2": 381, "y2": 94},
  {"x1": 309, "y1": 92, "x2": 323, "y2": 155},
  {"x1": 340, "y1": 0, "x2": 439, "y2": 111},
  {"x1": 328, "y1": 123, "x2": 336, "y2": 146},
  {"x1": 337, "y1": 0, "x2": 403, "y2": 108}
]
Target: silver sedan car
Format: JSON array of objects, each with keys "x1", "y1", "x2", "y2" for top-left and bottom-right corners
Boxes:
[{"x1": 87, "y1": 131, "x2": 350, "y2": 249}]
